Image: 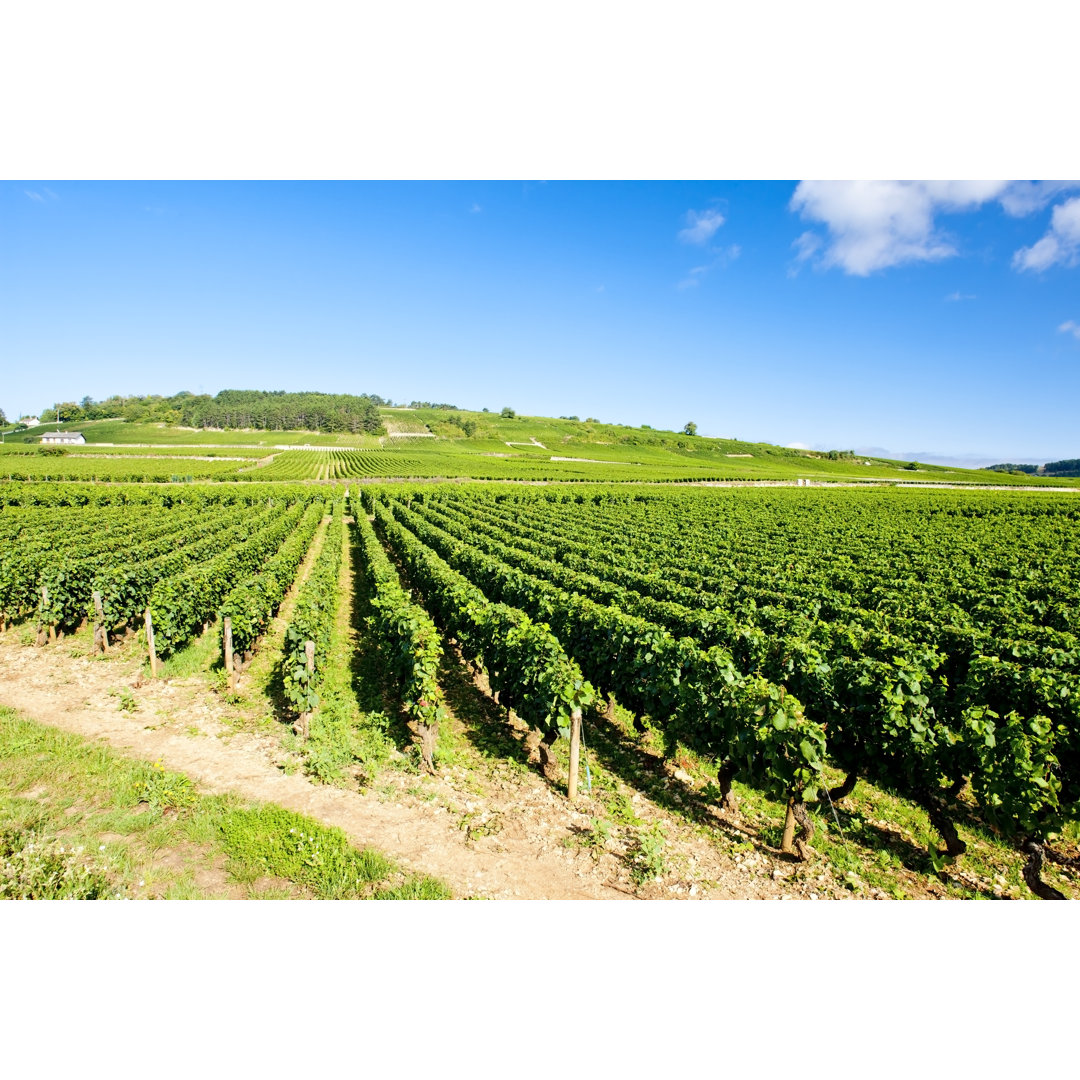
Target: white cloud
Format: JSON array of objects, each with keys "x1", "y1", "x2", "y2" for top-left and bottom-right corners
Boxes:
[
  {"x1": 678, "y1": 208, "x2": 725, "y2": 244},
  {"x1": 24, "y1": 190, "x2": 44, "y2": 203},
  {"x1": 945, "y1": 291, "x2": 976, "y2": 301},
  {"x1": 676, "y1": 246, "x2": 740, "y2": 290},
  {"x1": 790, "y1": 181, "x2": 1080, "y2": 277},
  {"x1": 1060, "y1": 319, "x2": 1080, "y2": 341},
  {"x1": 1013, "y1": 197, "x2": 1080, "y2": 272},
  {"x1": 998, "y1": 180, "x2": 1077, "y2": 216},
  {"x1": 789, "y1": 181, "x2": 1010, "y2": 275},
  {"x1": 786, "y1": 441, "x2": 810, "y2": 450},
  {"x1": 792, "y1": 231, "x2": 820, "y2": 260},
  {"x1": 469, "y1": 203, "x2": 482, "y2": 214}
]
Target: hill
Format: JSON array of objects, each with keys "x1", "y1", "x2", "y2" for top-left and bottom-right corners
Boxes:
[{"x1": 5, "y1": 402, "x2": 1078, "y2": 487}]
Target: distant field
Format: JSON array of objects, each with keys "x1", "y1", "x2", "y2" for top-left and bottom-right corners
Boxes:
[
  {"x1": 0, "y1": 454, "x2": 246, "y2": 483},
  {"x1": 5, "y1": 416, "x2": 1077, "y2": 487},
  {"x1": 0, "y1": 444, "x2": 261, "y2": 460},
  {"x1": 10, "y1": 421, "x2": 383, "y2": 448}
]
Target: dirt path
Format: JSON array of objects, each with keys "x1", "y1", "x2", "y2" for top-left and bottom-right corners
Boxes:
[
  {"x1": 0, "y1": 636, "x2": 645, "y2": 899},
  {"x1": 0, "y1": 629, "x2": 854, "y2": 900}
]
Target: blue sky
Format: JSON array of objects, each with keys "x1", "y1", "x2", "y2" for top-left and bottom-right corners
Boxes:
[{"x1": 3, "y1": 180, "x2": 1078, "y2": 464}]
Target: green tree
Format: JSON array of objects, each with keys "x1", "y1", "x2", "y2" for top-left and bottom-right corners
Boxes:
[
  {"x1": 40, "y1": 402, "x2": 83, "y2": 424},
  {"x1": 500, "y1": 406, "x2": 516, "y2": 419},
  {"x1": 683, "y1": 421, "x2": 698, "y2": 436}
]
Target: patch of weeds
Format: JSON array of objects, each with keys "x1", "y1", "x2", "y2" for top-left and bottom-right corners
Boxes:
[
  {"x1": 303, "y1": 695, "x2": 389, "y2": 787},
  {"x1": 217, "y1": 803, "x2": 398, "y2": 899},
  {"x1": 107, "y1": 687, "x2": 139, "y2": 713},
  {"x1": 700, "y1": 780, "x2": 723, "y2": 804},
  {"x1": 756, "y1": 823, "x2": 783, "y2": 849},
  {"x1": 183, "y1": 803, "x2": 226, "y2": 846},
  {"x1": 460, "y1": 809, "x2": 503, "y2": 842},
  {"x1": 0, "y1": 821, "x2": 121, "y2": 899},
  {"x1": 568, "y1": 817, "x2": 612, "y2": 861},
  {"x1": 374, "y1": 874, "x2": 452, "y2": 899},
  {"x1": 627, "y1": 822, "x2": 667, "y2": 887},
  {"x1": 248, "y1": 883, "x2": 300, "y2": 899},
  {"x1": 600, "y1": 788, "x2": 642, "y2": 827},
  {"x1": 155, "y1": 623, "x2": 219, "y2": 680},
  {"x1": 397, "y1": 744, "x2": 426, "y2": 775},
  {"x1": 353, "y1": 711, "x2": 395, "y2": 784},
  {"x1": 132, "y1": 760, "x2": 197, "y2": 813},
  {"x1": 304, "y1": 739, "x2": 351, "y2": 785},
  {"x1": 163, "y1": 879, "x2": 206, "y2": 900}
]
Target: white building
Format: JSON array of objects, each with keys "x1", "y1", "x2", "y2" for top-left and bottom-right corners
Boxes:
[{"x1": 40, "y1": 431, "x2": 86, "y2": 445}]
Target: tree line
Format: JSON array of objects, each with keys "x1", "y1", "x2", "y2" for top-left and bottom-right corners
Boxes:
[
  {"x1": 36, "y1": 390, "x2": 388, "y2": 435},
  {"x1": 985, "y1": 459, "x2": 1080, "y2": 477}
]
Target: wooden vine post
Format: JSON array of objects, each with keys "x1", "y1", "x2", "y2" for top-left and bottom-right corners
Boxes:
[
  {"x1": 144, "y1": 608, "x2": 158, "y2": 678},
  {"x1": 567, "y1": 707, "x2": 583, "y2": 802},
  {"x1": 223, "y1": 615, "x2": 235, "y2": 691},
  {"x1": 92, "y1": 590, "x2": 108, "y2": 654},
  {"x1": 43, "y1": 586, "x2": 58, "y2": 644},
  {"x1": 38, "y1": 586, "x2": 50, "y2": 646}
]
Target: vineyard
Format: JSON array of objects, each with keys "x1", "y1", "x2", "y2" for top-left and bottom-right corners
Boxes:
[
  {"x1": 1, "y1": 475, "x2": 1079, "y2": 899},
  {"x1": 0, "y1": 454, "x2": 248, "y2": 483},
  {"x1": 0, "y1": 485, "x2": 325, "y2": 661},
  {"x1": 245, "y1": 450, "x2": 428, "y2": 481},
  {"x1": 355, "y1": 483, "x2": 1080, "y2": 896},
  {"x1": 242, "y1": 447, "x2": 782, "y2": 483}
]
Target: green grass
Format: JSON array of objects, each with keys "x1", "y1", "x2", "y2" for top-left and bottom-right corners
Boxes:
[
  {"x1": 0, "y1": 443, "x2": 261, "y2": 458},
  {"x1": 292, "y1": 513, "x2": 401, "y2": 785},
  {"x1": 9, "y1": 414, "x2": 1076, "y2": 486},
  {"x1": 0, "y1": 706, "x2": 450, "y2": 899},
  {"x1": 9, "y1": 420, "x2": 385, "y2": 448}
]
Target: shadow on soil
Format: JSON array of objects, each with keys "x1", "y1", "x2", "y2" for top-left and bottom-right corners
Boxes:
[
  {"x1": 435, "y1": 649, "x2": 534, "y2": 769},
  {"x1": 346, "y1": 519, "x2": 414, "y2": 755}
]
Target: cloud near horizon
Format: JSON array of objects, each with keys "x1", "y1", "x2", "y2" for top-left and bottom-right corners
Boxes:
[{"x1": 791, "y1": 181, "x2": 1080, "y2": 276}]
